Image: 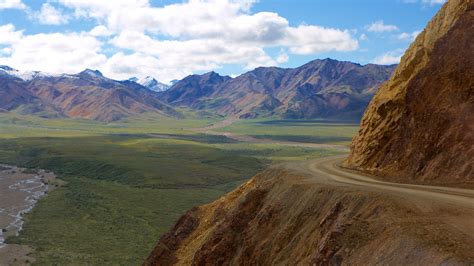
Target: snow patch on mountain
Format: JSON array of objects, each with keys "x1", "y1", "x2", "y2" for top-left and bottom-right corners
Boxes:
[
  {"x1": 0, "y1": 65, "x2": 66, "y2": 81},
  {"x1": 129, "y1": 76, "x2": 170, "y2": 92}
]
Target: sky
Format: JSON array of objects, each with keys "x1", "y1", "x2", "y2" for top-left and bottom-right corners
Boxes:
[{"x1": 0, "y1": 0, "x2": 445, "y2": 83}]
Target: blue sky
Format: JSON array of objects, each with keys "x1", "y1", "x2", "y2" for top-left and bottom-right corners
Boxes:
[{"x1": 0, "y1": 0, "x2": 444, "y2": 83}]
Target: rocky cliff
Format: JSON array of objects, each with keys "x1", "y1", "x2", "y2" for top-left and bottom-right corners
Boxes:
[
  {"x1": 345, "y1": 0, "x2": 474, "y2": 186},
  {"x1": 144, "y1": 167, "x2": 474, "y2": 265}
]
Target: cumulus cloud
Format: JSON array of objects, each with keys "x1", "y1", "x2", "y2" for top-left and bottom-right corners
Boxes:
[
  {"x1": 366, "y1": 20, "x2": 399, "y2": 33},
  {"x1": 422, "y1": 0, "x2": 446, "y2": 5},
  {"x1": 89, "y1": 25, "x2": 113, "y2": 37},
  {"x1": 372, "y1": 49, "x2": 405, "y2": 65},
  {"x1": 34, "y1": 3, "x2": 70, "y2": 25},
  {"x1": 1, "y1": 0, "x2": 359, "y2": 82},
  {"x1": 404, "y1": 0, "x2": 446, "y2": 5},
  {"x1": 0, "y1": 24, "x2": 23, "y2": 44},
  {"x1": 0, "y1": 24, "x2": 106, "y2": 74},
  {"x1": 276, "y1": 52, "x2": 289, "y2": 64},
  {"x1": 397, "y1": 30, "x2": 422, "y2": 41},
  {"x1": 0, "y1": 0, "x2": 26, "y2": 9}
]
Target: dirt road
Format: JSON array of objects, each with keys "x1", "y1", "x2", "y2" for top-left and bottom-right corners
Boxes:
[
  {"x1": 196, "y1": 119, "x2": 474, "y2": 218},
  {"x1": 299, "y1": 156, "x2": 474, "y2": 209}
]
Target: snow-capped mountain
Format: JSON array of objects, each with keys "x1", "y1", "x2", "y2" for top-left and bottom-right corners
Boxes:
[
  {"x1": 0, "y1": 65, "x2": 39, "y2": 81},
  {"x1": 0, "y1": 65, "x2": 70, "y2": 81},
  {"x1": 0, "y1": 65, "x2": 179, "y2": 122},
  {"x1": 129, "y1": 76, "x2": 170, "y2": 92}
]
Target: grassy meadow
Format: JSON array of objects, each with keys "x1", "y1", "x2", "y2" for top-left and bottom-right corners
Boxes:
[
  {"x1": 0, "y1": 113, "x2": 358, "y2": 265},
  {"x1": 217, "y1": 118, "x2": 359, "y2": 145}
]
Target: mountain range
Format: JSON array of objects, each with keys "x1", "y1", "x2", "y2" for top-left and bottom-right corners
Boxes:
[
  {"x1": 161, "y1": 59, "x2": 396, "y2": 120},
  {"x1": 0, "y1": 59, "x2": 396, "y2": 122},
  {"x1": 0, "y1": 66, "x2": 177, "y2": 122}
]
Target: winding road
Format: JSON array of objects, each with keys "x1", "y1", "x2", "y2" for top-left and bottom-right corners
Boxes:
[
  {"x1": 300, "y1": 155, "x2": 474, "y2": 210},
  {"x1": 195, "y1": 119, "x2": 474, "y2": 212}
]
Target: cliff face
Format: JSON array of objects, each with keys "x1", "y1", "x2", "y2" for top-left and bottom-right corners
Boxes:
[
  {"x1": 345, "y1": 0, "x2": 474, "y2": 186},
  {"x1": 145, "y1": 168, "x2": 474, "y2": 265}
]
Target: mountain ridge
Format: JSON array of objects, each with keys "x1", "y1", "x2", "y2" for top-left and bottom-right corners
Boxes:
[
  {"x1": 0, "y1": 67, "x2": 179, "y2": 121},
  {"x1": 162, "y1": 58, "x2": 396, "y2": 120},
  {"x1": 0, "y1": 58, "x2": 395, "y2": 122}
]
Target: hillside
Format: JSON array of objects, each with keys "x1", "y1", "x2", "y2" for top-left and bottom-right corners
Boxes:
[
  {"x1": 161, "y1": 59, "x2": 396, "y2": 120},
  {"x1": 0, "y1": 68, "x2": 178, "y2": 122},
  {"x1": 145, "y1": 163, "x2": 474, "y2": 265},
  {"x1": 344, "y1": 0, "x2": 474, "y2": 186}
]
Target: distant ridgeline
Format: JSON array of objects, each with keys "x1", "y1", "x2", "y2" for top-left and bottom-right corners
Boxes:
[
  {"x1": 0, "y1": 59, "x2": 395, "y2": 122},
  {"x1": 161, "y1": 59, "x2": 396, "y2": 120}
]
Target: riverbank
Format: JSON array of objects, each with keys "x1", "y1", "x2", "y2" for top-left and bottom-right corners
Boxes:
[{"x1": 0, "y1": 165, "x2": 56, "y2": 265}]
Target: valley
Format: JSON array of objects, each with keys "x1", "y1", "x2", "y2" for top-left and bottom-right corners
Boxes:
[
  {"x1": 0, "y1": 113, "x2": 354, "y2": 264},
  {"x1": 0, "y1": 0, "x2": 472, "y2": 264}
]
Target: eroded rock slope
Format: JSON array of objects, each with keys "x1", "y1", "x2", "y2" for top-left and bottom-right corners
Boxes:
[
  {"x1": 145, "y1": 167, "x2": 474, "y2": 265},
  {"x1": 345, "y1": 0, "x2": 474, "y2": 186}
]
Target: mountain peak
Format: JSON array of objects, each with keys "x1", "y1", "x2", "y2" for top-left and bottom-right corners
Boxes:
[
  {"x1": 130, "y1": 75, "x2": 170, "y2": 92},
  {"x1": 80, "y1": 69, "x2": 103, "y2": 77},
  {"x1": 202, "y1": 71, "x2": 220, "y2": 78},
  {"x1": 128, "y1": 77, "x2": 139, "y2": 83},
  {"x1": 0, "y1": 65, "x2": 15, "y2": 71}
]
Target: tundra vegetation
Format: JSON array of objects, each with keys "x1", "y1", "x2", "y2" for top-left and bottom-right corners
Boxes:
[{"x1": 0, "y1": 113, "x2": 357, "y2": 264}]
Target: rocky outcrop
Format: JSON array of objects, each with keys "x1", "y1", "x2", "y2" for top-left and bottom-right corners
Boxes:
[
  {"x1": 144, "y1": 167, "x2": 474, "y2": 265},
  {"x1": 345, "y1": 0, "x2": 474, "y2": 186}
]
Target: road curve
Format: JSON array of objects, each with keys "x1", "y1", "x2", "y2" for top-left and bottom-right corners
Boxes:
[
  {"x1": 299, "y1": 155, "x2": 474, "y2": 210},
  {"x1": 193, "y1": 119, "x2": 474, "y2": 210}
]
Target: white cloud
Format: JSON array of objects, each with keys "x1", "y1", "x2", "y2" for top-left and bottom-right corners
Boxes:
[
  {"x1": 57, "y1": 0, "x2": 358, "y2": 54},
  {"x1": 397, "y1": 30, "x2": 422, "y2": 41},
  {"x1": 359, "y1": 33, "x2": 368, "y2": 41},
  {"x1": 422, "y1": 0, "x2": 446, "y2": 5},
  {"x1": 1, "y1": 0, "x2": 359, "y2": 82},
  {"x1": 109, "y1": 30, "x2": 277, "y2": 79},
  {"x1": 34, "y1": 3, "x2": 70, "y2": 25},
  {"x1": 284, "y1": 25, "x2": 358, "y2": 54},
  {"x1": 366, "y1": 20, "x2": 399, "y2": 33},
  {"x1": 0, "y1": 0, "x2": 26, "y2": 9},
  {"x1": 276, "y1": 52, "x2": 289, "y2": 64},
  {"x1": 404, "y1": 0, "x2": 446, "y2": 5},
  {"x1": 0, "y1": 47, "x2": 12, "y2": 54},
  {"x1": 372, "y1": 49, "x2": 405, "y2": 65},
  {"x1": 0, "y1": 24, "x2": 106, "y2": 74},
  {"x1": 89, "y1": 25, "x2": 113, "y2": 37},
  {"x1": 0, "y1": 24, "x2": 23, "y2": 44}
]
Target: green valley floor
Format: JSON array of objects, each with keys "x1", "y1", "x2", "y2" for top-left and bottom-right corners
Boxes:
[{"x1": 0, "y1": 113, "x2": 357, "y2": 264}]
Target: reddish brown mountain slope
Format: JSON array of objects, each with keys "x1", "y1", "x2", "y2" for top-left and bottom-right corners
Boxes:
[
  {"x1": 345, "y1": 0, "x2": 474, "y2": 186},
  {"x1": 162, "y1": 59, "x2": 395, "y2": 120},
  {"x1": 0, "y1": 71, "x2": 38, "y2": 111},
  {"x1": 0, "y1": 69, "x2": 178, "y2": 122}
]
